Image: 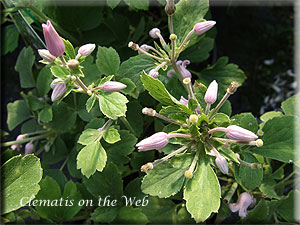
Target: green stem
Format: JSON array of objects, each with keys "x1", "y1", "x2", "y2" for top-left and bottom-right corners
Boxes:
[
  {"x1": 1, "y1": 133, "x2": 50, "y2": 147},
  {"x1": 120, "y1": 117, "x2": 136, "y2": 136},
  {"x1": 168, "y1": 15, "x2": 174, "y2": 34},
  {"x1": 28, "y1": 6, "x2": 78, "y2": 44},
  {"x1": 224, "y1": 182, "x2": 238, "y2": 203},
  {"x1": 275, "y1": 170, "x2": 296, "y2": 188},
  {"x1": 59, "y1": 158, "x2": 68, "y2": 171}
]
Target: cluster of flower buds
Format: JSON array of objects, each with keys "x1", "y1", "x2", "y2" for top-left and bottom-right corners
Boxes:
[
  {"x1": 10, "y1": 133, "x2": 38, "y2": 155},
  {"x1": 229, "y1": 192, "x2": 256, "y2": 218},
  {"x1": 11, "y1": 134, "x2": 28, "y2": 151}
]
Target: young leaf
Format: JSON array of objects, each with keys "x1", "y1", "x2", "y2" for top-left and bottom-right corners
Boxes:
[
  {"x1": 78, "y1": 129, "x2": 102, "y2": 145},
  {"x1": 7, "y1": 100, "x2": 31, "y2": 131},
  {"x1": 98, "y1": 92, "x2": 128, "y2": 120},
  {"x1": 141, "y1": 161, "x2": 186, "y2": 198},
  {"x1": 103, "y1": 127, "x2": 121, "y2": 144},
  {"x1": 96, "y1": 46, "x2": 120, "y2": 75},
  {"x1": 77, "y1": 142, "x2": 107, "y2": 178},
  {"x1": 15, "y1": 47, "x2": 35, "y2": 88},
  {"x1": 50, "y1": 65, "x2": 69, "y2": 79},
  {"x1": 1, "y1": 155, "x2": 43, "y2": 214},
  {"x1": 39, "y1": 104, "x2": 53, "y2": 122},
  {"x1": 62, "y1": 38, "x2": 76, "y2": 59},
  {"x1": 2, "y1": 24, "x2": 19, "y2": 55},
  {"x1": 231, "y1": 112, "x2": 258, "y2": 133},
  {"x1": 281, "y1": 95, "x2": 300, "y2": 117},
  {"x1": 183, "y1": 155, "x2": 221, "y2": 222},
  {"x1": 86, "y1": 94, "x2": 97, "y2": 113},
  {"x1": 36, "y1": 67, "x2": 52, "y2": 97}
]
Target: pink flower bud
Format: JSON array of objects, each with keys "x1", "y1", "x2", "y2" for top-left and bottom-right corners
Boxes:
[
  {"x1": 176, "y1": 60, "x2": 191, "y2": 79},
  {"x1": 204, "y1": 80, "x2": 218, "y2": 104},
  {"x1": 50, "y1": 78, "x2": 64, "y2": 89},
  {"x1": 42, "y1": 20, "x2": 65, "y2": 57},
  {"x1": 38, "y1": 49, "x2": 56, "y2": 62},
  {"x1": 229, "y1": 192, "x2": 256, "y2": 218},
  {"x1": 103, "y1": 81, "x2": 127, "y2": 92},
  {"x1": 140, "y1": 44, "x2": 151, "y2": 52},
  {"x1": 149, "y1": 28, "x2": 161, "y2": 39},
  {"x1": 149, "y1": 69, "x2": 159, "y2": 78},
  {"x1": 25, "y1": 142, "x2": 34, "y2": 155},
  {"x1": 51, "y1": 82, "x2": 66, "y2": 102},
  {"x1": 193, "y1": 21, "x2": 216, "y2": 35},
  {"x1": 78, "y1": 43, "x2": 96, "y2": 57},
  {"x1": 226, "y1": 125, "x2": 258, "y2": 141},
  {"x1": 215, "y1": 153, "x2": 228, "y2": 175},
  {"x1": 179, "y1": 96, "x2": 188, "y2": 106},
  {"x1": 136, "y1": 132, "x2": 169, "y2": 151},
  {"x1": 167, "y1": 69, "x2": 176, "y2": 78}
]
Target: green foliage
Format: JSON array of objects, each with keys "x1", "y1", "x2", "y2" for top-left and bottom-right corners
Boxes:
[
  {"x1": 98, "y1": 92, "x2": 128, "y2": 119},
  {"x1": 7, "y1": 100, "x2": 31, "y2": 131},
  {"x1": 1, "y1": 155, "x2": 43, "y2": 214},
  {"x1": 106, "y1": 0, "x2": 121, "y2": 9},
  {"x1": 124, "y1": 0, "x2": 149, "y2": 10},
  {"x1": 15, "y1": 47, "x2": 35, "y2": 88},
  {"x1": 96, "y1": 46, "x2": 120, "y2": 75},
  {"x1": 2, "y1": 24, "x2": 19, "y2": 55},
  {"x1": 36, "y1": 67, "x2": 52, "y2": 97}
]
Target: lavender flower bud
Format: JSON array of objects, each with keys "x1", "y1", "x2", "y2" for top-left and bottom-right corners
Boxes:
[
  {"x1": 51, "y1": 82, "x2": 66, "y2": 102},
  {"x1": 25, "y1": 142, "x2": 34, "y2": 155},
  {"x1": 38, "y1": 49, "x2": 56, "y2": 62},
  {"x1": 140, "y1": 44, "x2": 150, "y2": 52},
  {"x1": 215, "y1": 154, "x2": 228, "y2": 175},
  {"x1": 179, "y1": 96, "x2": 188, "y2": 106},
  {"x1": 42, "y1": 20, "x2": 65, "y2": 57},
  {"x1": 229, "y1": 192, "x2": 256, "y2": 218},
  {"x1": 78, "y1": 43, "x2": 96, "y2": 57},
  {"x1": 136, "y1": 132, "x2": 169, "y2": 151},
  {"x1": 204, "y1": 80, "x2": 218, "y2": 104},
  {"x1": 193, "y1": 21, "x2": 216, "y2": 35},
  {"x1": 11, "y1": 134, "x2": 27, "y2": 151},
  {"x1": 226, "y1": 125, "x2": 258, "y2": 141},
  {"x1": 167, "y1": 69, "x2": 176, "y2": 78},
  {"x1": 50, "y1": 78, "x2": 64, "y2": 89},
  {"x1": 103, "y1": 81, "x2": 127, "y2": 92},
  {"x1": 149, "y1": 28, "x2": 161, "y2": 39},
  {"x1": 149, "y1": 69, "x2": 159, "y2": 78},
  {"x1": 67, "y1": 59, "x2": 79, "y2": 70}
]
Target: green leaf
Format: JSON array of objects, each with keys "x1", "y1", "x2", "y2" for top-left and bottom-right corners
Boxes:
[
  {"x1": 126, "y1": 100, "x2": 143, "y2": 137},
  {"x1": 103, "y1": 127, "x2": 120, "y2": 144},
  {"x1": 120, "y1": 78, "x2": 136, "y2": 95},
  {"x1": 91, "y1": 206, "x2": 119, "y2": 223},
  {"x1": 42, "y1": 137, "x2": 69, "y2": 165},
  {"x1": 281, "y1": 95, "x2": 300, "y2": 116},
  {"x1": 197, "y1": 57, "x2": 246, "y2": 95},
  {"x1": 98, "y1": 92, "x2": 128, "y2": 120},
  {"x1": 183, "y1": 155, "x2": 221, "y2": 222},
  {"x1": 7, "y1": 100, "x2": 31, "y2": 131},
  {"x1": 1, "y1": 155, "x2": 43, "y2": 214},
  {"x1": 81, "y1": 55, "x2": 102, "y2": 86},
  {"x1": 173, "y1": 0, "x2": 209, "y2": 45},
  {"x1": 220, "y1": 147, "x2": 239, "y2": 163},
  {"x1": 77, "y1": 142, "x2": 107, "y2": 178},
  {"x1": 141, "y1": 72, "x2": 178, "y2": 105},
  {"x1": 78, "y1": 94, "x2": 102, "y2": 122},
  {"x1": 239, "y1": 153, "x2": 263, "y2": 190},
  {"x1": 78, "y1": 129, "x2": 101, "y2": 145},
  {"x1": 15, "y1": 47, "x2": 35, "y2": 88},
  {"x1": 106, "y1": 0, "x2": 121, "y2": 9},
  {"x1": 2, "y1": 24, "x2": 19, "y2": 55},
  {"x1": 114, "y1": 206, "x2": 149, "y2": 224},
  {"x1": 260, "y1": 111, "x2": 283, "y2": 123},
  {"x1": 250, "y1": 116, "x2": 296, "y2": 163},
  {"x1": 62, "y1": 38, "x2": 75, "y2": 59},
  {"x1": 49, "y1": 102, "x2": 77, "y2": 132},
  {"x1": 39, "y1": 104, "x2": 53, "y2": 122},
  {"x1": 276, "y1": 190, "x2": 299, "y2": 222},
  {"x1": 117, "y1": 54, "x2": 156, "y2": 98},
  {"x1": 180, "y1": 37, "x2": 214, "y2": 63},
  {"x1": 141, "y1": 162, "x2": 186, "y2": 198},
  {"x1": 36, "y1": 67, "x2": 52, "y2": 97},
  {"x1": 50, "y1": 65, "x2": 69, "y2": 79},
  {"x1": 245, "y1": 199, "x2": 269, "y2": 223},
  {"x1": 124, "y1": 0, "x2": 149, "y2": 10},
  {"x1": 83, "y1": 163, "x2": 123, "y2": 199},
  {"x1": 86, "y1": 94, "x2": 97, "y2": 113},
  {"x1": 231, "y1": 112, "x2": 258, "y2": 133},
  {"x1": 96, "y1": 46, "x2": 120, "y2": 75},
  {"x1": 104, "y1": 130, "x2": 137, "y2": 165},
  {"x1": 259, "y1": 177, "x2": 279, "y2": 199},
  {"x1": 171, "y1": 153, "x2": 194, "y2": 169}
]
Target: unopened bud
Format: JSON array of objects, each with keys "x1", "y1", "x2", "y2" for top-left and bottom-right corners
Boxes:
[
  {"x1": 227, "y1": 82, "x2": 240, "y2": 94},
  {"x1": 103, "y1": 81, "x2": 127, "y2": 92},
  {"x1": 38, "y1": 49, "x2": 56, "y2": 62},
  {"x1": 141, "y1": 163, "x2": 153, "y2": 172},
  {"x1": 78, "y1": 43, "x2": 96, "y2": 57},
  {"x1": 204, "y1": 80, "x2": 218, "y2": 104},
  {"x1": 216, "y1": 154, "x2": 229, "y2": 175},
  {"x1": 149, "y1": 28, "x2": 161, "y2": 39},
  {"x1": 169, "y1": 33, "x2": 177, "y2": 40},
  {"x1": 257, "y1": 129, "x2": 264, "y2": 136},
  {"x1": 226, "y1": 125, "x2": 258, "y2": 142},
  {"x1": 51, "y1": 82, "x2": 66, "y2": 102},
  {"x1": 140, "y1": 44, "x2": 150, "y2": 52},
  {"x1": 183, "y1": 77, "x2": 191, "y2": 85},
  {"x1": 67, "y1": 59, "x2": 79, "y2": 70},
  {"x1": 165, "y1": 0, "x2": 176, "y2": 15},
  {"x1": 25, "y1": 142, "x2": 34, "y2": 155},
  {"x1": 142, "y1": 107, "x2": 156, "y2": 117},
  {"x1": 50, "y1": 78, "x2": 64, "y2": 89},
  {"x1": 136, "y1": 132, "x2": 169, "y2": 151},
  {"x1": 193, "y1": 21, "x2": 216, "y2": 35},
  {"x1": 128, "y1": 41, "x2": 139, "y2": 51},
  {"x1": 189, "y1": 114, "x2": 198, "y2": 123},
  {"x1": 184, "y1": 170, "x2": 193, "y2": 179},
  {"x1": 149, "y1": 69, "x2": 159, "y2": 78}
]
